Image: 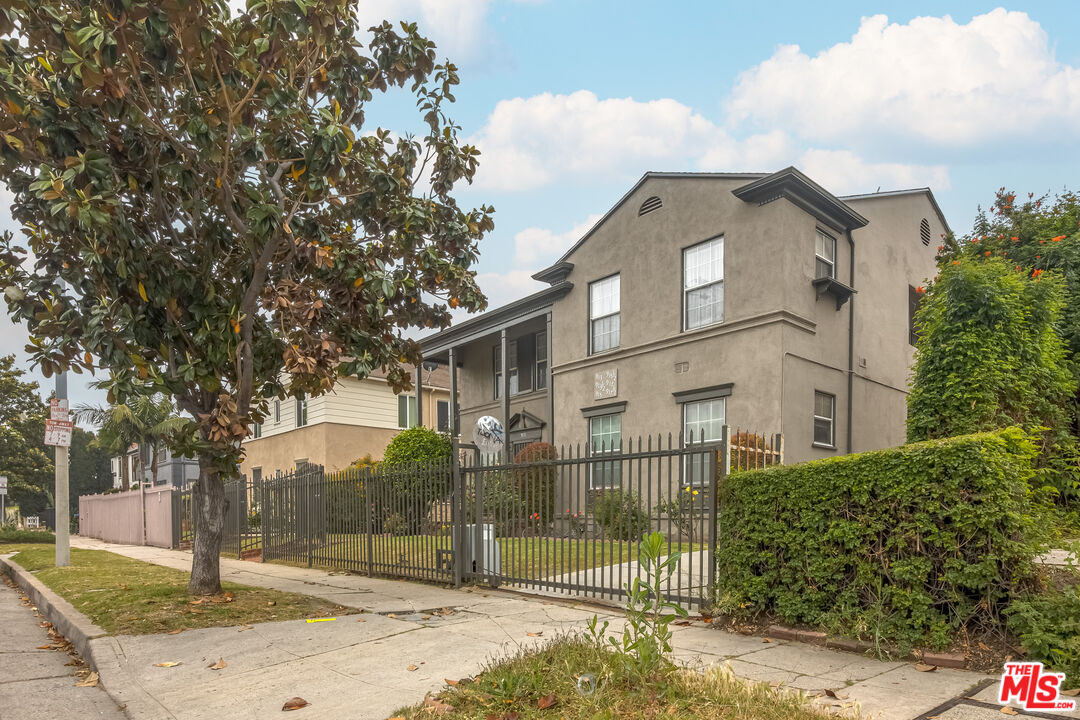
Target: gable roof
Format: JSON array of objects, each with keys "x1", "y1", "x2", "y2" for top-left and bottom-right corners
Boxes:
[
  {"x1": 838, "y1": 187, "x2": 952, "y2": 235},
  {"x1": 731, "y1": 167, "x2": 869, "y2": 232}
]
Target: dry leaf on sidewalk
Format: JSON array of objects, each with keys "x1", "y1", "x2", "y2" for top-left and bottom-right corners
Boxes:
[
  {"x1": 282, "y1": 697, "x2": 309, "y2": 711},
  {"x1": 914, "y1": 663, "x2": 937, "y2": 672},
  {"x1": 355, "y1": 618, "x2": 366, "y2": 623},
  {"x1": 209, "y1": 658, "x2": 226, "y2": 670},
  {"x1": 406, "y1": 664, "x2": 419, "y2": 671},
  {"x1": 526, "y1": 631, "x2": 543, "y2": 637},
  {"x1": 154, "y1": 662, "x2": 181, "y2": 668},
  {"x1": 1001, "y1": 707, "x2": 1019, "y2": 716},
  {"x1": 237, "y1": 624, "x2": 253, "y2": 632},
  {"x1": 75, "y1": 672, "x2": 99, "y2": 687},
  {"x1": 1061, "y1": 688, "x2": 1080, "y2": 697}
]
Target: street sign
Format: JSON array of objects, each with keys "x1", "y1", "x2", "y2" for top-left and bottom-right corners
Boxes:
[
  {"x1": 44, "y1": 419, "x2": 73, "y2": 447},
  {"x1": 49, "y1": 398, "x2": 69, "y2": 421},
  {"x1": 0, "y1": 475, "x2": 7, "y2": 496}
]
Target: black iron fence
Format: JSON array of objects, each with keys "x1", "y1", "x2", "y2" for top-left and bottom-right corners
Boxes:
[{"x1": 174, "y1": 425, "x2": 781, "y2": 608}]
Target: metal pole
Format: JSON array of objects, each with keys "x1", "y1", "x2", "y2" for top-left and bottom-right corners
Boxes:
[
  {"x1": 55, "y1": 372, "x2": 70, "y2": 566},
  {"x1": 415, "y1": 362, "x2": 423, "y2": 428},
  {"x1": 448, "y1": 348, "x2": 463, "y2": 587}
]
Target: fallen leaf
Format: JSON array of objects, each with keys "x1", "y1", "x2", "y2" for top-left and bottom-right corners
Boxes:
[
  {"x1": 154, "y1": 662, "x2": 182, "y2": 668},
  {"x1": 237, "y1": 624, "x2": 253, "y2": 632},
  {"x1": 36, "y1": 644, "x2": 52, "y2": 650},
  {"x1": 167, "y1": 629, "x2": 183, "y2": 635},
  {"x1": 423, "y1": 696, "x2": 454, "y2": 714},
  {"x1": 406, "y1": 664, "x2": 419, "y2": 672},
  {"x1": 75, "y1": 672, "x2": 99, "y2": 687},
  {"x1": 526, "y1": 631, "x2": 543, "y2": 637},
  {"x1": 1061, "y1": 688, "x2": 1080, "y2": 697},
  {"x1": 282, "y1": 697, "x2": 309, "y2": 711},
  {"x1": 823, "y1": 689, "x2": 848, "y2": 699},
  {"x1": 355, "y1": 618, "x2": 366, "y2": 623},
  {"x1": 224, "y1": 591, "x2": 235, "y2": 600},
  {"x1": 422, "y1": 615, "x2": 432, "y2": 620},
  {"x1": 267, "y1": 601, "x2": 276, "y2": 607},
  {"x1": 978, "y1": 641, "x2": 990, "y2": 651},
  {"x1": 1001, "y1": 707, "x2": 1019, "y2": 716},
  {"x1": 209, "y1": 658, "x2": 226, "y2": 670},
  {"x1": 537, "y1": 693, "x2": 557, "y2": 710},
  {"x1": 387, "y1": 613, "x2": 397, "y2": 618},
  {"x1": 673, "y1": 621, "x2": 691, "y2": 627},
  {"x1": 762, "y1": 638, "x2": 772, "y2": 644},
  {"x1": 504, "y1": 712, "x2": 520, "y2": 720},
  {"x1": 914, "y1": 663, "x2": 937, "y2": 672},
  {"x1": 445, "y1": 678, "x2": 459, "y2": 686},
  {"x1": 189, "y1": 598, "x2": 205, "y2": 605}
]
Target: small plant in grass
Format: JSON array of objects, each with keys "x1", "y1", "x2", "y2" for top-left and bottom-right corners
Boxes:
[
  {"x1": 587, "y1": 531, "x2": 689, "y2": 676},
  {"x1": 1007, "y1": 583, "x2": 1080, "y2": 689},
  {"x1": 592, "y1": 489, "x2": 649, "y2": 542},
  {"x1": 655, "y1": 486, "x2": 706, "y2": 542}
]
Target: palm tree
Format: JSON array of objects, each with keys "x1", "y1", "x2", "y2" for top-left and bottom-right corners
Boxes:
[{"x1": 76, "y1": 395, "x2": 188, "y2": 489}]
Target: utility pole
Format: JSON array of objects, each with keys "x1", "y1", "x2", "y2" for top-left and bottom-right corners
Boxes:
[{"x1": 55, "y1": 371, "x2": 70, "y2": 567}]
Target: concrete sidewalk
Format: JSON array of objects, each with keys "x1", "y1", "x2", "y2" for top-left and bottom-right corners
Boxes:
[
  {"x1": 0, "y1": 575, "x2": 125, "y2": 720},
  {"x1": 50, "y1": 538, "x2": 1020, "y2": 719}
]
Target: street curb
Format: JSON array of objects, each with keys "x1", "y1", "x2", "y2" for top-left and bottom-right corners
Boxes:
[{"x1": 0, "y1": 554, "x2": 174, "y2": 720}]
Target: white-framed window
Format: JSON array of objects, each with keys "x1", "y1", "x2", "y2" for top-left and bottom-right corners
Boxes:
[
  {"x1": 508, "y1": 339, "x2": 519, "y2": 395},
  {"x1": 436, "y1": 400, "x2": 450, "y2": 432},
  {"x1": 535, "y1": 331, "x2": 548, "y2": 390},
  {"x1": 683, "y1": 397, "x2": 726, "y2": 485},
  {"x1": 683, "y1": 237, "x2": 723, "y2": 330},
  {"x1": 588, "y1": 413, "x2": 622, "y2": 489},
  {"x1": 813, "y1": 391, "x2": 835, "y2": 447},
  {"x1": 274, "y1": 400, "x2": 280, "y2": 423},
  {"x1": 493, "y1": 345, "x2": 502, "y2": 399},
  {"x1": 295, "y1": 393, "x2": 308, "y2": 428},
  {"x1": 589, "y1": 274, "x2": 620, "y2": 354},
  {"x1": 815, "y1": 229, "x2": 836, "y2": 280},
  {"x1": 251, "y1": 423, "x2": 262, "y2": 439},
  {"x1": 397, "y1": 394, "x2": 418, "y2": 428}
]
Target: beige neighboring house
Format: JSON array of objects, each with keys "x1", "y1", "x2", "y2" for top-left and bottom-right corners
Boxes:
[
  {"x1": 420, "y1": 167, "x2": 947, "y2": 468},
  {"x1": 239, "y1": 364, "x2": 451, "y2": 480}
]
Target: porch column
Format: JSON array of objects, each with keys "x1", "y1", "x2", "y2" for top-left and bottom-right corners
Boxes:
[
  {"x1": 546, "y1": 311, "x2": 554, "y2": 446},
  {"x1": 500, "y1": 329, "x2": 510, "y2": 460},
  {"x1": 415, "y1": 361, "x2": 424, "y2": 428}
]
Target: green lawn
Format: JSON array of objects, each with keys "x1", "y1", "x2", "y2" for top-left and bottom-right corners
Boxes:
[
  {"x1": 241, "y1": 533, "x2": 702, "y2": 581},
  {"x1": 390, "y1": 636, "x2": 837, "y2": 720},
  {"x1": 3, "y1": 544, "x2": 353, "y2": 635}
]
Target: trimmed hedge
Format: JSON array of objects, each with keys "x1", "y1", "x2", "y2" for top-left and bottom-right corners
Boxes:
[
  {"x1": 715, "y1": 428, "x2": 1051, "y2": 651},
  {"x1": 0, "y1": 529, "x2": 55, "y2": 544}
]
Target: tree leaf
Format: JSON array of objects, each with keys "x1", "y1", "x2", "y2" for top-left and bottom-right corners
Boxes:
[
  {"x1": 75, "y1": 672, "x2": 99, "y2": 687},
  {"x1": 154, "y1": 662, "x2": 181, "y2": 668},
  {"x1": 406, "y1": 664, "x2": 419, "y2": 671},
  {"x1": 209, "y1": 658, "x2": 226, "y2": 670},
  {"x1": 914, "y1": 663, "x2": 937, "y2": 672},
  {"x1": 282, "y1": 697, "x2": 309, "y2": 711},
  {"x1": 537, "y1": 694, "x2": 557, "y2": 710}
]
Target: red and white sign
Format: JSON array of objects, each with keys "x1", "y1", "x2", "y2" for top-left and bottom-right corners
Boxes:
[
  {"x1": 999, "y1": 662, "x2": 1077, "y2": 712},
  {"x1": 49, "y1": 398, "x2": 69, "y2": 421},
  {"x1": 44, "y1": 419, "x2": 73, "y2": 447}
]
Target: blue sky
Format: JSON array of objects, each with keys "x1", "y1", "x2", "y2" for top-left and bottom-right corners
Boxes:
[{"x1": 3, "y1": 1, "x2": 1079, "y2": 409}]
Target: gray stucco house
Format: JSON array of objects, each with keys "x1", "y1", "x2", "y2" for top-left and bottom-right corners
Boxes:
[{"x1": 419, "y1": 167, "x2": 947, "y2": 466}]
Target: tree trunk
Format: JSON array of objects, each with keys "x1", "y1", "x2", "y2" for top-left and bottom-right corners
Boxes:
[
  {"x1": 121, "y1": 457, "x2": 130, "y2": 491},
  {"x1": 188, "y1": 454, "x2": 225, "y2": 595},
  {"x1": 151, "y1": 445, "x2": 160, "y2": 486}
]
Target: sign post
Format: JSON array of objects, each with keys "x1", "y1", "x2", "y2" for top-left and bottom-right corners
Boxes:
[
  {"x1": 44, "y1": 394, "x2": 70, "y2": 566},
  {"x1": 0, "y1": 475, "x2": 7, "y2": 526}
]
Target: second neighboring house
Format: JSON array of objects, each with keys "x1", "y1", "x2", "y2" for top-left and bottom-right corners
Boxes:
[
  {"x1": 419, "y1": 167, "x2": 947, "y2": 466},
  {"x1": 111, "y1": 443, "x2": 200, "y2": 489},
  {"x1": 239, "y1": 363, "x2": 452, "y2": 480}
]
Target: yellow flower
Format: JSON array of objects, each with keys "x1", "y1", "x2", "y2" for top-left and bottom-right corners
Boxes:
[{"x1": 692, "y1": 490, "x2": 699, "y2": 496}]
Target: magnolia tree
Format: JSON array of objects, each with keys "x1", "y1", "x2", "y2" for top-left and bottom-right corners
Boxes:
[{"x1": 0, "y1": 0, "x2": 491, "y2": 593}]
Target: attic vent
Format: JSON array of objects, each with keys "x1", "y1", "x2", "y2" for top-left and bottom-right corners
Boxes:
[
  {"x1": 638, "y1": 196, "x2": 663, "y2": 216},
  {"x1": 919, "y1": 218, "x2": 931, "y2": 246}
]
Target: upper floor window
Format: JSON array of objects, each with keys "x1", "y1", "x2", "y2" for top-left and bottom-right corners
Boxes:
[
  {"x1": 815, "y1": 230, "x2": 836, "y2": 279},
  {"x1": 535, "y1": 331, "x2": 548, "y2": 390},
  {"x1": 813, "y1": 391, "x2": 835, "y2": 447},
  {"x1": 251, "y1": 423, "x2": 262, "y2": 439},
  {"x1": 295, "y1": 393, "x2": 308, "y2": 428},
  {"x1": 274, "y1": 400, "x2": 280, "y2": 423},
  {"x1": 683, "y1": 237, "x2": 723, "y2": 330},
  {"x1": 589, "y1": 274, "x2": 620, "y2": 353},
  {"x1": 397, "y1": 394, "x2": 418, "y2": 428}
]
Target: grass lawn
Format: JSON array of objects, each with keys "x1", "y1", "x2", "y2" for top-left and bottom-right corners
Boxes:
[
  {"x1": 247, "y1": 533, "x2": 702, "y2": 581},
  {"x1": 0, "y1": 529, "x2": 55, "y2": 544},
  {"x1": 390, "y1": 636, "x2": 837, "y2": 720},
  {"x1": 2, "y1": 544, "x2": 353, "y2": 635}
]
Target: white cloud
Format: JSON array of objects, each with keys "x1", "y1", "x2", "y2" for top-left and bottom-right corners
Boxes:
[
  {"x1": 513, "y1": 213, "x2": 601, "y2": 265},
  {"x1": 726, "y1": 9, "x2": 1080, "y2": 146},
  {"x1": 469, "y1": 91, "x2": 731, "y2": 190},
  {"x1": 797, "y1": 149, "x2": 950, "y2": 195}
]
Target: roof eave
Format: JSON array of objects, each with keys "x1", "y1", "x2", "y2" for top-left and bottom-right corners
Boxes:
[{"x1": 733, "y1": 167, "x2": 869, "y2": 232}]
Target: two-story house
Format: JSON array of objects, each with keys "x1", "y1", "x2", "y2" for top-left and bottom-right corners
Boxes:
[
  {"x1": 419, "y1": 167, "x2": 946, "y2": 466},
  {"x1": 238, "y1": 363, "x2": 452, "y2": 479}
]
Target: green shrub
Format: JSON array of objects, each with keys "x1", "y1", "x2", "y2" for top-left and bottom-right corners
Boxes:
[
  {"x1": 377, "y1": 428, "x2": 453, "y2": 532},
  {"x1": 382, "y1": 427, "x2": 452, "y2": 466},
  {"x1": 716, "y1": 428, "x2": 1051, "y2": 652},
  {"x1": 512, "y1": 442, "x2": 558, "y2": 524},
  {"x1": 592, "y1": 490, "x2": 650, "y2": 542},
  {"x1": 0, "y1": 528, "x2": 55, "y2": 544},
  {"x1": 1007, "y1": 585, "x2": 1080, "y2": 689}
]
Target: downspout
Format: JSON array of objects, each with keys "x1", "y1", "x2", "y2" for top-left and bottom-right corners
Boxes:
[{"x1": 846, "y1": 229, "x2": 855, "y2": 455}]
